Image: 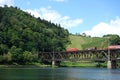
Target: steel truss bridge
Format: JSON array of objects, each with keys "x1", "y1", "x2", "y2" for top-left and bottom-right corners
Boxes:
[{"x1": 38, "y1": 49, "x2": 120, "y2": 69}]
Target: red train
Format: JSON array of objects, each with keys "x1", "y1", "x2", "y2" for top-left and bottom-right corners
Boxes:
[
  {"x1": 66, "y1": 48, "x2": 78, "y2": 52},
  {"x1": 66, "y1": 45, "x2": 120, "y2": 52},
  {"x1": 108, "y1": 45, "x2": 120, "y2": 49}
]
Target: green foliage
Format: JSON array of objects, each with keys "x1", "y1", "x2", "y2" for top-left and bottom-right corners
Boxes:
[
  {"x1": 23, "y1": 51, "x2": 33, "y2": 64},
  {"x1": 0, "y1": 6, "x2": 70, "y2": 64},
  {"x1": 103, "y1": 34, "x2": 120, "y2": 45},
  {"x1": 23, "y1": 51, "x2": 38, "y2": 64},
  {"x1": 0, "y1": 44, "x2": 8, "y2": 55},
  {"x1": 0, "y1": 52, "x2": 12, "y2": 64},
  {"x1": 6, "y1": 52, "x2": 12, "y2": 63},
  {"x1": 0, "y1": 55, "x2": 5, "y2": 63},
  {"x1": 10, "y1": 46, "x2": 23, "y2": 64}
]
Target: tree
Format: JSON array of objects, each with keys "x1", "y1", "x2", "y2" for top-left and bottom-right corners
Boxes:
[
  {"x1": 10, "y1": 46, "x2": 23, "y2": 64},
  {"x1": 23, "y1": 51, "x2": 33, "y2": 64},
  {"x1": 0, "y1": 44, "x2": 8, "y2": 55},
  {"x1": 103, "y1": 34, "x2": 120, "y2": 45},
  {"x1": 6, "y1": 52, "x2": 12, "y2": 63},
  {"x1": 82, "y1": 33, "x2": 86, "y2": 37}
]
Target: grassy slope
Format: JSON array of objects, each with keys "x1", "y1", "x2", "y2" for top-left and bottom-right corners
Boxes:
[{"x1": 67, "y1": 35, "x2": 108, "y2": 50}]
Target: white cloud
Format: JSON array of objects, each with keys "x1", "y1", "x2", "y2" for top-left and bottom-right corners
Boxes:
[
  {"x1": 25, "y1": 7, "x2": 83, "y2": 29},
  {"x1": 0, "y1": 0, "x2": 14, "y2": 7},
  {"x1": 83, "y1": 17, "x2": 120, "y2": 37}
]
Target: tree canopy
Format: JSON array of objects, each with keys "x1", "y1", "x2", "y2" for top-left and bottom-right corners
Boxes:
[
  {"x1": 103, "y1": 34, "x2": 120, "y2": 45},
  {"x1": 0, "y1": 6, "x2": 70, "y2": 64}
]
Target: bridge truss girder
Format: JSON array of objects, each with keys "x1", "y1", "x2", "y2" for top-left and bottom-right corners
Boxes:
[{"x1": 38, "y1": 49, "x2": 120, "y2": 61}]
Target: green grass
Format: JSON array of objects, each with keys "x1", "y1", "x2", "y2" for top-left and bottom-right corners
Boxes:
[
  {"x1": 67, "y1": 35, "x2": 108, "y2": 50},
  {"x1": 60, "y1": 61, "x2": 108, "y2": 68},
  {"x1": 60, "y1": 61, "x2": 97, "y2": 67},
  {"x1": 67, "y1": 35, "x2": 86, "y2": 49}
]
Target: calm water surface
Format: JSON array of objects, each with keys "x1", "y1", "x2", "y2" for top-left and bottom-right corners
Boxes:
[{"x1": 0, "y1": 67, "x2": 120, "y2": 80}]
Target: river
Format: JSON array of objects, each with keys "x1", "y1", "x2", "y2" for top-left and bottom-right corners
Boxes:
[{"x1": 0, "y1": 67, "x2": 120, "y2": 80}]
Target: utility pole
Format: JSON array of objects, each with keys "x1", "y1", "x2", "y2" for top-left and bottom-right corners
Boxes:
[
  {"x1": 107, "y1": 38, "x2": 112, "y2": 69},
  {"x1": 108, "y1": 39, "x2": 110, "y2": 61},
  {"x1": 52, "y1": 46, "x2": 55, "y2": 67},
  {"x1": 52, "y1": 34, "x2": 55, "y2": 67}
]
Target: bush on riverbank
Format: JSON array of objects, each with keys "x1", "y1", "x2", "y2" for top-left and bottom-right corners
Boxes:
[{"x1": 0, "y1": 50, "x2": 39, "y2": 65}]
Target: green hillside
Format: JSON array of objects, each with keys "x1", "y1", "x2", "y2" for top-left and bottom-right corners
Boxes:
[
  {"x1": 0, "y1": 6, "x2": 70, "y2": 64},
  {"x1": 67, "y1": 35, "x2": 108, "y2": 50}
]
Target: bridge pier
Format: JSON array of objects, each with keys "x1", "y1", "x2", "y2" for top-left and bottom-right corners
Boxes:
[
  {"x1": 107, "y1": 60, "x2": 117, "y2": 69},
  {"x1": 107, "y1": 60, "x2": 112, "y2": 69},
  {"x1": 52, "y1": 60, "x2": 55, "y2": 67},
  {"x1": 52, "y1": 60, "x2": 61, "y2": 67}
]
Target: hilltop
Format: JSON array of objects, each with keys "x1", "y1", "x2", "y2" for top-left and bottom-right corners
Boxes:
[{"x1": 67, "y1": 35, "x2": 108, "y2": 50}]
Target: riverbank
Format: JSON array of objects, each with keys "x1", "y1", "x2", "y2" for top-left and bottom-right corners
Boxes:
[
  {"x1": 1, "y1": 61, "x2": 120, "y2": 68},
  {"x1": 60, "y1": 61, "x2": 107, "y2": 68},
  {"x1": 0, "y1": 63, "x2": 104, "y2": 68},
  {"x1": 0, "y1": 63, "x2": 51, "y2": 68}
]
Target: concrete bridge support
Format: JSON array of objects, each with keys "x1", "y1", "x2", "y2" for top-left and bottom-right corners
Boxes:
[
  {"x1": 52, "y1": 60, "x2": 61, "y2": 67},
  {"x1": 52, "y1": 60, "x2": 55, "y2": 67},
  {"x1": 107, "y1": 60, "x2": 112, "y2": 69},
  {"x1": 107, "y1": 60, "x2": 117, "y2": 69}
]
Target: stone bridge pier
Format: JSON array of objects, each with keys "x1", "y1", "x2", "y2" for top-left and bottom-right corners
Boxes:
[
  {"x1": 107, "y1": 60, "x2": 117, "y2": 69},
  {"x1": 52, "y1": 60, "x2": 55, "y2": 67},
  {"x1": 52, "y1": 60, "x2": 61, "y2": 67}
]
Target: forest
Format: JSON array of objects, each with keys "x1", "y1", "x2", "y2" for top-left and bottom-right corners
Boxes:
[{"x1": 0, "y1": 5, "x2": 70, "y2": 65}]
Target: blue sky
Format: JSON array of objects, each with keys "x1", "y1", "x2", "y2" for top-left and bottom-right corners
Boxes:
[{"x1": 0, "y1": 0, "x2": 120, "y2": 37}]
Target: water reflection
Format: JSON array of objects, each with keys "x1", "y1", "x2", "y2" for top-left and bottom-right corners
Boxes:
[
  {"x1": 0, "y1": 67, "x2": 120, "y2": 80},
  {"x1": 67, "y1": 68, "x2": 120, "y2": 80}
]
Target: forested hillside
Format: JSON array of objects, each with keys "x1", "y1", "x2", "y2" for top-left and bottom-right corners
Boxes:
[{"x1": 0, "y1": 6, "x2": 70, "y2": 64}]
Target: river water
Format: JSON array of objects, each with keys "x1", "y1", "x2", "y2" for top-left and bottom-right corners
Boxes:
[{"x1": 0, "y1": 67, "x2": 120, "y2": 80}]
